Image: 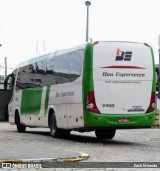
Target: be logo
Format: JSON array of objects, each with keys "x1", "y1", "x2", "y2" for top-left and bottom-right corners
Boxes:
[{"x1": 115, "y1": 48, "x2": 132, "y2": 61}]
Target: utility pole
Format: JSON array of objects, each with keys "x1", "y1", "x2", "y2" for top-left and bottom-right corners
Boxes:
[
  {"x1": 36, "y1": 40, "x2": 39, "y2": 56},
  {"x1": 43, "y1": 39, "x2": 46, "y2": 53},
  {"x1": 4, "y1": 57, "x2": 7, "y2": 78},
  {"x1": 158, "y1": 36, "x2": 160, "y2": 98},
  {"x1": 85, "y1": 1, "x2": 91, "y2": 42}
]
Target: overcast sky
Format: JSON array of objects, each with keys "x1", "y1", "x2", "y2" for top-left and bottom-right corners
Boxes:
[{"x1": 0, "y1": 0, "x2": 160, "y2": 75}]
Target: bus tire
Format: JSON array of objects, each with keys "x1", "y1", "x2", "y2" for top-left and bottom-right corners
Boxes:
[
  {"x1": 95, "y1": 129, "x2": 116, "y2": 139},
  {"x1": 49, "y1": 113, "x2": 60, "y2": 138},
  {"x1": 15, "y1": 112, "x2": 26, "y2": 133}
]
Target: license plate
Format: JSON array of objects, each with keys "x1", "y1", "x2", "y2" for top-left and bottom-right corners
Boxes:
[{"x1": 118, "y1": 118, "x2": 130, "y2": 123}]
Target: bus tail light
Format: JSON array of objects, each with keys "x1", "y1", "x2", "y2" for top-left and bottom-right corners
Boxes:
[
  {"x1": 93, "y1": 41, "x2": 99, "y2": 46},
  {"x1": 146, "y1": 92, "x2": 156, "y2": 113},
  {"x1": 85, "y1": 91, "x2": 101, "y2": 114}
]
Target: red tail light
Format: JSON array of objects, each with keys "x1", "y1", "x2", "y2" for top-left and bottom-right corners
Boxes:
[
  {"x1": 85, "y1": 91, "x2": 101, "y2": 114},
  {"x1": 146, "y1": 92, "x2": 156, "y2": 113},
  {"x1": 93, "y1": 41, "x2": 99, "y2": 45}
]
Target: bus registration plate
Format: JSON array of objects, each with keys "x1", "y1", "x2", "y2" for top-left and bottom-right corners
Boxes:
[{"x1": 118, "y1": 118, "x2": 130, "y2": 123}]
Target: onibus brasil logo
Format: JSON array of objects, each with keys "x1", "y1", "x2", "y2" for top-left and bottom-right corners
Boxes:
[{"x1": 115, "y1": 48, "x2": 132, "y2": 61}]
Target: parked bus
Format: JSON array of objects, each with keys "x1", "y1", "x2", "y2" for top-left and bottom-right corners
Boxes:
[{"x1": 5, "y1": 41, "x2": 156, "y2": 139}]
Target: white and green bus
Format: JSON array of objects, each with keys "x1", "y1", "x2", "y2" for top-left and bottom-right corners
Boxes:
[{"x1": 5, "y1": 41, "x2": 156, "y2": 139}]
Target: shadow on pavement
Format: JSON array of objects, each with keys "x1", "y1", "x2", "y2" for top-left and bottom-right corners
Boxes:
[{"x1": 25, "y1": 130, "x2": 145, "y2": 147}]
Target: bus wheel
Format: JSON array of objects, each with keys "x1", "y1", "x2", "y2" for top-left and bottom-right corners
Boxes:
[
  {"x1": 15, "y1": 112, "x2": 26, "y2": 133},
  {"x1": 95, "y1": 129, "x2": 116, "y2": 139},
  {"x1": 49, "y1": 113, "x2": 60, "y2": 138}
]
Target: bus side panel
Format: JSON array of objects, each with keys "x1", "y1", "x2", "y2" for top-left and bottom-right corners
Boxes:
[
  {"x1": 21, "y1": 87, "x2": 43, "y2": 115},
  {"x1": 8, "y1": 90, "x2": 23, "y2": 124},
  {"x1": 35, "y1": 86, "x2": 48, "y2": 127},
  {"x1": 48, "y1": 80, "x2": 84, "y2": 129}
]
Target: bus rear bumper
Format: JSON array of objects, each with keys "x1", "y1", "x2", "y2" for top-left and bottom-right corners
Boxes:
[{"x1": 84, "y1": 110, "x2": 155, "y2": 128}]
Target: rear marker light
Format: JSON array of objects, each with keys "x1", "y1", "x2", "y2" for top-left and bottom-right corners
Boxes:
[
  {"x1": 86, "y1": 103, "x2": 94, "y2": 110},
  {"x1": 152, "y1": 103, "x2": 156, "y2": 109}
]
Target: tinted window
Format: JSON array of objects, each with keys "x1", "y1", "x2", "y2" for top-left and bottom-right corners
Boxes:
[
  {"x1": 70, "y1": 50, "x2": 84, "y2": 75},
  {"x1": 16, "y1": 48, "x2": 85, "y2": 89},
  {"x1": 34, "y1": 60, "x2": 46, "y2": 86},
  {"x1": 69, "y1": 49, "x2": 84, "y2": 81},
  {"x1": 46, "y1": 49, "x2": 84, "y2": 85},
  {"x1": 46, "y1": 54, "x2": 59, "y2": 74},
  {"x1": 58, "y1": 54, "x2": 70, "y2": 84},
  {"x1": 46, "y1": 54, "x2": 59, "y2": 85},
  {"x1": 16, "y1": 65, "x2": 36, "y2": 90},
  {"x1": 36, "y1": 60, "x2": 46, "y2": 75},
  {"x1": 59, "y1": 54, "x2": 70, "y2": 74}
]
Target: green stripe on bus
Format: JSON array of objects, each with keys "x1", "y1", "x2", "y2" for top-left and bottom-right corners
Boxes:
[
  {"x1": 150, "y1": 46, "x2": 156, "y2": 92},
  {"x1": 21, "y1": 87, "x2": 43, "y2": 115},
  {"x1": 45, "y1": 85, "x2": 51, "y2": 114},
  {"x1": 82, "y1": 42, "x2": 94, "y2": 126}
]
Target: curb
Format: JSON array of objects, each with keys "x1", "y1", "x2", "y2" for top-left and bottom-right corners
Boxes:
[
  {"x1": 0, "y1": 152, "x2": 89, "y2": 164},
  {"x1": 58, "y1": 152, "x2": 89, "y2": 163}
]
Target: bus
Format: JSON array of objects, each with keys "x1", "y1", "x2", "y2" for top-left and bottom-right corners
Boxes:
[{"x1": 5, "y1": 41, "x2": 156, "y2": 139}]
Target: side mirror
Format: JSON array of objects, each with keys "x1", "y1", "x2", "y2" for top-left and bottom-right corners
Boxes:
[{"x1": 4, "y1": 74, "x2": 13, "y2": 90}]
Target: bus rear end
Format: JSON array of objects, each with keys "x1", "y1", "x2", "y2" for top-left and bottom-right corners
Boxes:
[{"x1": 83, "y1": 41, "x2": 156, "y2": 133}]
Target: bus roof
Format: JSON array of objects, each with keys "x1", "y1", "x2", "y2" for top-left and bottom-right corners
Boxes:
[
  {"x1": 17, "y1": 44, "x2": 86, "y2": 68},
  {"x1": 16, "y1": 41, "x2": 151, "y2": 69}
]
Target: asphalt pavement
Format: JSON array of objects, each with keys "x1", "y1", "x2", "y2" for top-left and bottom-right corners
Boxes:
[
  {"x1": 0, "y1": 122, "x2": 89, "y2": 163},
  {"x1": 0, "y1": 96, "x2": 159, "y2": 164}
]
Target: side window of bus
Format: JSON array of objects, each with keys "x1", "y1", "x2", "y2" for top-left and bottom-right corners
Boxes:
[
  {"x1": 34, "y1": 60, "x2": 46, "y2": 87},
  {"x1": 4, "y1": 69, "x2": 17, "y2": 91},
  {"x1": 16, "y1": 65, "x2": 36, "y2": 90},
  {"x1": 4, "y1": 75, "x2": 13, "y2": 91},
  {"x1": 58, "y1": 54, "x2": 70, "y2": 84},
  {"x1": 69, "y1": 49, "x2": 84, "y2": 81},
  {"x1": 46, "y1": 55, "x2": 59, "y2": 85},
  {"x1": 45, "y1": 49, "x2": 84, "y2": 85},
  {"x1": 8, "y1": 77, "x2": 13, "y2": 90}
]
